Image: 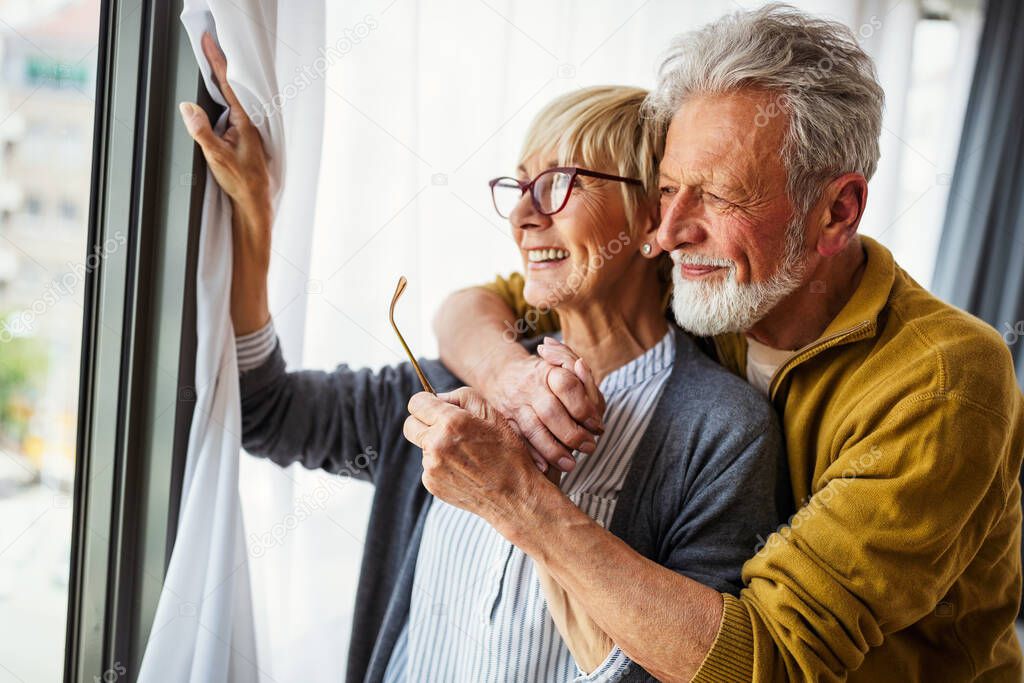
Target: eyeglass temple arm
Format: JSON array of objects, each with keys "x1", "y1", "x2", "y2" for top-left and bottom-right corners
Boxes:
[
  {"x1": 574, "y1": 168, "x2": 643, "y2": 185},
  {"x1": 389, "y1": 277, "x2": 436, "y2": 394}
]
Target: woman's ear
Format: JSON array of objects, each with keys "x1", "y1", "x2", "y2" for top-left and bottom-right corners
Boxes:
[
  {"x1": 640, "y1": 240, "x2": 663, "y2": 258},
  {"x1": 640, "y1": 207, "x2": 663, "y2": 258}
]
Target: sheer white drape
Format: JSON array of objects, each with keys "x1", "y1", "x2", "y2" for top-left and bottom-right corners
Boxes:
[
  {"x1": 145, "y1": 2, "x2": 977, "y2": 682},
  {"x1": 854, "y1": 0, "x2": 982, "y2": 286},
  {"x1": 236, "y1": 3, "x2": 328, "y2": 681}
]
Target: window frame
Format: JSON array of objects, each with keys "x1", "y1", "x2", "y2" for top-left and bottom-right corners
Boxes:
[{"x1": 64, "y1": 0, "x2": 208, "y2": 680}]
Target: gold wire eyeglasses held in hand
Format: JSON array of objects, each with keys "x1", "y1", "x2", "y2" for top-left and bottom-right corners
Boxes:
[{"x1": 389, "y1": 276, "x2": 435, "y2": 394}]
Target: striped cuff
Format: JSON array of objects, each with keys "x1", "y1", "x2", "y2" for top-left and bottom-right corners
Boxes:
[
  {"x1": 572, "y1": 645, "x2": 631, "y2": 683},
  {"x1": 236, "y1": 320, "x2": 278, "y2": 372},
  {"x1": 692, "y1": 594, "x2": 755, "y2": 683}
]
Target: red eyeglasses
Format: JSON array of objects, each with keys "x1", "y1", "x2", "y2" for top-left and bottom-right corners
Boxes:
[{"x1": 488, "y1": 166, "x2": 642, "y2": 219}]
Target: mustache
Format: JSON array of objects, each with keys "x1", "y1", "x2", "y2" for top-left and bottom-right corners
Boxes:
[{"x1": 671, "y1": 251, "x2": 734, "y2": 269}]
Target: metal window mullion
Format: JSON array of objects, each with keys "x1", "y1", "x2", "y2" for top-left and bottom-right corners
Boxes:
[
  {"x1": 66, "y1": 0, "x2": 146, "y2": 680},
  {"x1": 66, "y1": 0, "x2": 202, "y2": 680}
]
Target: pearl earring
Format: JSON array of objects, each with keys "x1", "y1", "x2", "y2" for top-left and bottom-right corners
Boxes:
[{"x1": 641, "y1": 243, "x2": 653, "y2": 256}]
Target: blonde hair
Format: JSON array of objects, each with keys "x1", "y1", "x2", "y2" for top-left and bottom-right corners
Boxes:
[{"x1": 520, "y1": 86, "x2": 662, "y2": 237}]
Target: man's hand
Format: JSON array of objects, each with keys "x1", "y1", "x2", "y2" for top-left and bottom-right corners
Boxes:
[
  {"x1": 485, "y1": 338, "x2": 606, "y2": 473},
  {"x1": 403, "y1": 388, "x2": 555, "y2": 530}
]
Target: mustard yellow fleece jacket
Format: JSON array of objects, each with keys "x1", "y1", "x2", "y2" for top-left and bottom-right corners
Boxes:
[{"x1": 483, "y1": 236, "x2": 1024, "y2": 682}]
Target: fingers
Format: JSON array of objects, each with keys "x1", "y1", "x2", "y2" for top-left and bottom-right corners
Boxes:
[
  {"x1": 546, "y1": 366, "x2": 604, "y2": 434},
  {"x1": 537, "y1": 337, "x2": 579, "y2": 371},
  {"x1": 543, "y1": 461, "x2": 562, "y2": 486},
  {"x1": 436, "y1": 387, "x2": 488, "y2": 420},
  {"x1": 201, "y1": 32, "x2": 231, "y2": 102},
  {"x1": 404, "y1": 399, "x2": 467, "y2": 453},
  {"x1": 201, "y1": 32, "x2": 250, "y2": 128},
  {"x1": 402, "y1": 414, "x2": 428, "y2": 448},
  {"x1": 533, "y1": 388, "x2": 597, "y2": 454},
  {"x1": 178, "y1": 102, "x2": 226, "y2": 156},
  {"x1": 407, "y1": 391, "x2": 454, "y2": 425},
  {"x1": 506, "y1": 419, "x2": 550, "y2": 473},
  {"x1": 407, "y1": 391, "x2": 548, "y2": 478},
  {"x1": 528, "y1": 447, "x2": 550, "y2": 473},
  {"x1": 514, "y1": 406, "x2": 577, "y2": 472},
  {"x1": 573, "y1": 358, "x2": 607, "y2": 419},
  {"x1": 538, "y1": 339, "x2": 605, "y2": 433}
]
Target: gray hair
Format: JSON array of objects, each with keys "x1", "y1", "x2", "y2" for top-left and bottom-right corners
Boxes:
[{"x1": 645, "y1": 3, "x2": 885, "y2": 216}]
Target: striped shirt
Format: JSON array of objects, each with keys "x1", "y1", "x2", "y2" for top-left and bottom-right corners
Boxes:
[{"x1": 382, "y1": 329, "x2": 675, "y2": 682}]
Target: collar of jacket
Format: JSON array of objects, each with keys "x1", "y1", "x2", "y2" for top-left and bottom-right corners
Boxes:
[{"x1": 712, "y1": 235, "x2": 896, "y2": 400}]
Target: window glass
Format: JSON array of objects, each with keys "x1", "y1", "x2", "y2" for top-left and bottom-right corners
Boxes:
[{"x1": 0, "y1": 0, "x2": 100, "y2": 680}]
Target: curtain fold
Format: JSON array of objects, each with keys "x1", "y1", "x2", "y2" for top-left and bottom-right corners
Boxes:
[
  {"x1": 138, "y1": 2, "x2": 323, "y2": 681},
  {"x1": 932, "y1": 0, "x2": 1024, "y2": 387}
]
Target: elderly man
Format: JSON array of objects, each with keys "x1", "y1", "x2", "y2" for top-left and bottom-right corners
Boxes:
[{"x1": 405, "y1": 5, "x2": 1024, "y2": 681}]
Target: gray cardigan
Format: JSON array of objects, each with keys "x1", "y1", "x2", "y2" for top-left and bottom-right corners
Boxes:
[{"x1": 239, "y1": 326, "x2": 788, "y2": 682}]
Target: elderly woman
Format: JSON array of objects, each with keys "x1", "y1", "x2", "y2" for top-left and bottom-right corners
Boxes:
[{"x1": 179, "y1": 33, "x2": 785, "y2": 683}]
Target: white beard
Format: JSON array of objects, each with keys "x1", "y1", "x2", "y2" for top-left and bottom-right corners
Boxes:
[{"x1": 670, "y1": 228, "x2": 807, "y2": 337}]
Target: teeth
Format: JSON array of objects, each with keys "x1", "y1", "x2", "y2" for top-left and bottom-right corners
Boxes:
[{"x1": 528, "y1": 248, "x2": 569, "y2": 263}]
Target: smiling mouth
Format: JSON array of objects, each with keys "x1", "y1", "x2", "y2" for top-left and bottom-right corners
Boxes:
[
  {"x1": 679, "y1": 263, "x2": 726, "y2": 278},
  {"x1": 527, "y1": 248, "x2": 570, "y2": 265},
  {"x1": 675, "y1": 252, "x2": 733, "y2": 280}
]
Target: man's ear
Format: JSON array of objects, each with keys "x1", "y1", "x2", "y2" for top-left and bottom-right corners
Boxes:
[{"x1": 814, "y1": 173, "x2": 867, "y2": 258}]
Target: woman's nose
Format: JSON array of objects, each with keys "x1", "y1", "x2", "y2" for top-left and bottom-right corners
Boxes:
[{"x1": 510, "y1": 191, "x2": 548, "y2": 230}]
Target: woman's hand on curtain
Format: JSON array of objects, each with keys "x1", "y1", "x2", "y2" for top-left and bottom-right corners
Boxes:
[
  {"x1": 179, "y1": 32, "x2": 272, "y2": 213},
  {"x1": 178, "y1": 32, "x2": 274, "y2": 335}
]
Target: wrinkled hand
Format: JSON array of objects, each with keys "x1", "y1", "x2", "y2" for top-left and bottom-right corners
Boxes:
[
  {"x1": 178, "y1": 32, "x2": 274, "y2": 335},
  {"x1": 485, "y1": 338, "x2": 605, "y2": 474},
  {"x1": 178, "y1": 32, "x2": 273, "y2": 223},
  {"x1": 404, "y1": 387, "x2": 555, "y2": 528}
]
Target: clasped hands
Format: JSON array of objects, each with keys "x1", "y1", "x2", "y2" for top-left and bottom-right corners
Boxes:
[{"x1": 403, "y1": 336, "x2": 605, "y2": 526}]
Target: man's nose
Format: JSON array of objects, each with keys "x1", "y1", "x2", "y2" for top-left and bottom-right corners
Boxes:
[{"x1": 656, "y1": 191, "x2": 705, "y2": 252}]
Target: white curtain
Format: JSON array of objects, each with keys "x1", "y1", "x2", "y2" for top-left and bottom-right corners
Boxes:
[
  {"x1": 853, "y1": 0, "x2": 981, "y2": 286},
  {"x1": 138, "y1": 1, "x2": 324, "y2": 681},
  {"x1": 140, "y1": 2, "x2": 975, "y2": 682}
]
